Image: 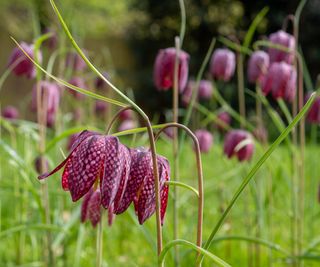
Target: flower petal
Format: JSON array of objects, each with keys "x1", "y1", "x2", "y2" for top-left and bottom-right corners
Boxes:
[
  {"x1": 81, "y1": 189, "x2": 93, "y2": 223},
  {"x1": 87, "y1": 190, "x2": 102, "y2": 227}
]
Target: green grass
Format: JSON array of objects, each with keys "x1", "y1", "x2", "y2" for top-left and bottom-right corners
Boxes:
[{"x1": 1, "y1": 124, "x2": 320, "y2": 267}]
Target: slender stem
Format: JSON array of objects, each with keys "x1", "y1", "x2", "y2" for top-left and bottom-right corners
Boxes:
[
  {"x1": 96, "y1": 212, "x2": 103, "y2": 267},
  {"x1": 237, "y1": 52, "x2": 246, "y2": 128},
  {"x1": 172, "y1": 36, "x2": 180, "y2": 266},
  {"x1": 106, "y1": 106, "x2": 132, "y2": 134},
  {"x1": 154, "y1": 123, "x2": 204, "y2": 255}
]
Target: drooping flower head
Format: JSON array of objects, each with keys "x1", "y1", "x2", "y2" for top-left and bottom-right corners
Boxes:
[
  {"x1": 194, "y1": 129, "x2": 213, "y2": 154},
  {"x1": 114, "y1": 148, "x2": 170, "y2": 225},
  {"x1": 305, "y1": 92, "x2": 320, "y2": 124},
  {"x1": 81, "y1": 189, "x2": 102, "y2": 227},
  {"x1": 181, "y1": 80, "x2": 213, "y2": 105},
  {"x1": 262, "y1": 62, "x2": 297, "y2": 102},
  {"x1": 224, "y1": 130, "x2": 254, "y2": 161},
  {"x1": 42, "y1": 28, "x2": 58, "y2": 50},
  {"x1": 31, "y1": 81, "x2": 60, "y2": 127},
  {"x1": 210, "y1": 48, "x2": 236, "y2": 82},
  {"x1": 95, "y1": 100, "x2": 108, "y2": 116},
  {"x1": 268, "y1": 30, "x2": 295, "y2": 64},
  {"x1": 68, "y1": 77, "x2": 88, "y2": 100},
  {"x1": 119, "y1": 109, "x2": 133, "y2": 121},
  {"x1": 8, "y1": 42, "x2": 42, "y2": 79},
  {"x1": 66, "y1": 52, "x2": 87, "y2": 71},
  {"x1": 215, "y1": 111, "x2": 231, "y2": 131},
  {"x1": 247, "y1": 50, "x2": 270, "y2": 84},
  {"x1": 1, "y1": 106, "x2": 19, "y2": 120},
  {"x1": 153, "y1": 47, "x2": 190, "y2": 92}
]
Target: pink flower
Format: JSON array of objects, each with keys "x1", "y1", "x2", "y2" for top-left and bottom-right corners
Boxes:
[
  {"x1": 215, "y1": 111, "x2": 231, "y2": 131},
  {"x1": 247, "y1": 51, "x2": 270, "y2": 84},
  {"x1": 182, "y1": 80, "x2": 213, "y2": 105},
  {"x1": 224, "y1": 130, "x2": 254, "y2": 161},
  {"x1": 42, "y1": 28, "x2": 58, "y2": 50},
  {"x1": 262, "y1": 62, "x2": 297, "y2": 102},
  {"x1": 31, "y1": 81, "x2": 60, "y2": 127},
  {"x1": 95, "y1": 100, "x2": 108, "y2": 115},
  {"x1": 115, "y1": 148, "x2": 170, "y2": 225},
  {"x1": 210, "y1": 48, "x2": 236, "y2": 82},
  {"x1": 1, "y1": 106, "x2": 19, "y2": 120},
  {"x1": 8, "y1": 42, "x2": 42, "y2": 79},
  {"x1": 118, "y1": 120, "x2": 136, "y2": 132},
  {"x1": 305, "y1": 92, "x2": 320, "y2": 124},
  {"x1": 68, "y1": 77, "x2": 88, "y2": 100},
  {"x1": 153, "y1": 47, "x2": 189, "y2": 92},
  {"x1": 269, "y1": 30, "x2": 295, "y2": 64},
  {"x1": 66, "y1": 52, "x2": 87, "y2": 71},
  {"x1": 194, "y1": 129, "x2": 213, "y2": 153},
  {"x1": 119, "y1": 109, "x2": 133, "y2": 121}
]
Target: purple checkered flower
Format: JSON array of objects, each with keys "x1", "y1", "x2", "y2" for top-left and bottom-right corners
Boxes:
[
  {"x1": 268, "y1": 30, "x2": 295, "y2": 64},
  {"x1": 215, "y1": 111, "x2": 231, "y2": 131},
  {"x1": 194, "y1": 129, "x2": 213, "y2": 154},
  {"x1": 210, "y1": 48, "x2": 236, "y2": 82},
  {"x1": 153, "y1": 47, "x2": 189, "y2": 92},
  {"x1": 8, "y1": 42, "x2": 42, "y2": 79},
  {"x1": 247, "y1": 51, "x2": 269, "y2": 84},
  {"x1": 224, "y1": 130, "x2": 254, "y2": 162},
  {"x1": 81, "y1": 189, "x2": 102, "y2": 227}
]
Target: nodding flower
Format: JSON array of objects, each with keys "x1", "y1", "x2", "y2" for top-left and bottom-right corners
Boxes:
[
  {"x1": 305, "y1": 92, "x2": 320, "y2": 124},
  {"x1": 182, "y1": 80, "x2": 213, "y2": 105},
  {"x1": 8, "y1": 42, "x2": 42, "y2": 79},
  {"x1": 215, "y1": 111, "x2": 231, "y2": 131},
  {"x1": 194, "y1": 129, "x2": 213, "y2": 154},
  {"x1": 262, "y1": 62, "x2": 297, "y2": 102},
  {"x1": 31, "y1": 81, "x2": 60, "y2": 127},
  {"x1": 95, "y1": 72, "x2": 110, "y2": 90},
  {"x1": 81, "y1": 189, "x2": 102, "y2": 227},
  {"x1": 268, "y1": 30, "x2": 295, "y2": 64},
  {"x1": 95, "y1": 100, "x2": 108, "y2": 115},
  {"x1": 114, "y1": 148, "x2": 170, "y2": 225},
  {"x1": 210, "y1": 48, "x2": 236, "y2": 82},
  {"x1": 1, "y1": 106, "x2": 19, "y2": 120},
  {"x1": 66, "y1": 52, "x2": 87, "y2": 71},
  {"x1": 224, "y1": 130, "x2": 255, "y2": 162},
  {"x1": 39, "y1": 131, "x2": 171, "y2": 225},
  {"x1": 247, "y1": 51, "x2": 270, "y2": 84},
  {"x1": 118, "y1": 120, "x2": 136, "y2": 132},
  {"x1": 153, "y1": 47, "x2": 189, "y2": 92}
]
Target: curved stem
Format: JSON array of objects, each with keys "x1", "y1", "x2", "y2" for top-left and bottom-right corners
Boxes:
[
  {"x1": 105, "y1": 106, "x2": 132, "y2": 134},
  {"x1": 155, "y1": 123, "x2": 204, "y2": 253},
  {"x1": 165, "y1": 181, "x2": 199, "y2": 197}
]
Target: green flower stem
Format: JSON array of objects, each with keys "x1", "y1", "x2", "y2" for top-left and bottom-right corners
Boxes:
[
  {"x1": 154, "y1": 123, "x2": 204, "y2": 257},
  {"x1": 164, "y1": 181, "x2": 199, "y2": 197},
  {"x1": 196, "y1": 93, "x2": 317, "y2": 266},
  {"x1": 237, "y1": 52, "x2": 246, "y2": 128},
  {"x1": 97, "y1": 212, "x2": 103, "y2": 267},
  {"x1": 159, "y1": 239, "x2": 231, "y2": 267}
]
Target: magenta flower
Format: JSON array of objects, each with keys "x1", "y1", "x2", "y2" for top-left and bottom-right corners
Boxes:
[
  {"x1": 118, "y1": 120, "x2": 136, "y2": 132},
  {"x1": 31, "y1": 81, "x2": 60, "y2": 126},
  {"x1": 8, "y1": 42, "x2": 42, "y2": 79},
  {"x1": 115, "y1": 148, "x2": 170, "y2": 225},
  {"x1": 262, "y1": 62, "x2": 297, "y2": 102},
  {"x1": 210, "y1": 48, "x2": 236, "y2": 82},
  {"x1": 66, "y1": 52, "x2": 87, "y2": 71},
  {"x1": 95, "y1": 72, "x2": 110, "y2": 90},
  {"x1": 247, "y1": 51, "x2": 270, "y2": 84},
  {"x1": 269, "y1": 30, "x2": 295, "y2": 64},
  {"x1": 119, "y1": 109, "x2": 133, "y2": 121},
  {"x1": 215, "y1": 111, "x2": 231, "y2": 131},
  {"x1": 95, "y1": 100, "x2": 108, "y2": 115},
  {"x1": 305, "y1": 92, "x2": 320, "y2": 124},
  {"x1": 39, "y1": 131, "x2": 131, "y2": 209},
  {"x1": 1, "y1": 106, "x2": 19, "y2": 120},
  {"x1": 194, "y1": 129, "x2": 213, "y2": 154},
  {"x1": 153, "y1": 47, "x2": 189, "y2": 92},
  {"x1": 182, "y1": 80, "x2": 213, "y2": 105},
  {"x1": 42, "y1": 28, "x2": 58, "y2": 50},
  {"x1": 81, "y1": 189, "x2": 102, "y2": 227},
  {"x1": 68, "y1": 77, "x2": 88, "y2": 100},
  {"x1": 224, "y1": 130, "x2": 254, "y2": 161}
]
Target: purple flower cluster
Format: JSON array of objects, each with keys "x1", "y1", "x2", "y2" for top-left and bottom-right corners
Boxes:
[{"x1": 39, "y1": 131, "x2": 170, "y2": 226}]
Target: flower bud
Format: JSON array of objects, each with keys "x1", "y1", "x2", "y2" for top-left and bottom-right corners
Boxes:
[
  {"x1": 2, "y1": 106, "x2": 19, "y2": 120},
  {"x1": 262, "y1": 62, "x2": 297, "y2": 102},
  {"x1": 153, "y1": 47, "x2": 189, "y2": 92},
  {"x1": 8, "y1": 42, "x2": 42, "y2": 79},
  {"x1": 224, "y1": 130, "x2": 254, "y2": 161},
  {"x1": 210, "y1": 48, "x2": 236, "y2": 82},
  {"x1": 269, "y1": 30, "x2": 295, "y2": 64},
  {"x1": 215, "y1": 111, "x2": 231, "y2": 131},
  {"x1": 194, "y1": 129, "x2": 213, "y2": 153},
  {"x1": 95, "y1": 100, "x2": 108, "y2": 115},
  {"x1": 305, "y1": 92, "x2": 320, "y2": 124},
  {"x1": 181, "y1": 80, "x2": 213, "y2": 105},
  {"x1": 247, "y1": 51, "x2": 269, "y2": 84}
]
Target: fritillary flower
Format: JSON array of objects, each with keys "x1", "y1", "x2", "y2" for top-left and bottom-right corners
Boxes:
[
  {"x1": 81, "y1": 189, "x2": 102, "y2": 227},
  {"x1": 118, "y1": 120, "x2": 136, "y2": 132},
  {"x1": 268, "y1": 30, "x2": 295, "y2": 64},
  {"x1": 210, "y1": 48, "x2": 236, "y2": 82},
  {"x1": 68, "y1": 77, "x2": 88, "y2": 100},
  {"x1": 194, "y1": 129, "x2": 213, "y2": 153},
  {"x1": 1, "y1": 106, "x2": 19, "y2": 120},
  {"x1": 66, "y1": 52, "x2": 87, "y2": 71},
  {"x1": 224, "y1": 130, "x2": 254, "y2": 161},
  {"x1": 247, "y1": 51, "x2": 269, "y2": 84},
  {"x1": 215, "y1": 111, "x2": 231, "y2": 131},
  {"x1": 305, "y1": 92, "x2": 320, "y2": 124}
]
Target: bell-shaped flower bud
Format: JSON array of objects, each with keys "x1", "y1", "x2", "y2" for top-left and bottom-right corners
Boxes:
[
  {"x1": 8, "y1": 42, "x2": 42, "y2": 79},
  {"x1": 1, "y1": 106, "x2": 19, "y2": 120},
  {"x1": 268, "y1": 30, "x2": 295, "y2": 64},
  {"x1": 153, "y1": 47, "x2": 189, "y2": 92},
  {"x1": 224, "y1": 130, "x2": 255, "y2": 161},
  {"x1": 194, "y1": 129, "x2": 213, "y2": 153},
  {"x1": 210, "y1": 48, "x2": 236, "y2": 82},
  {"x1": 215, "y1": 111, "x2": 231, "y2": 131},
  {"x1": 262, "y1": 62, "x2": 297, "y2": 102},
  {"x1": 247, "y1": 51, "x2": 270, "y2": 84}
]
